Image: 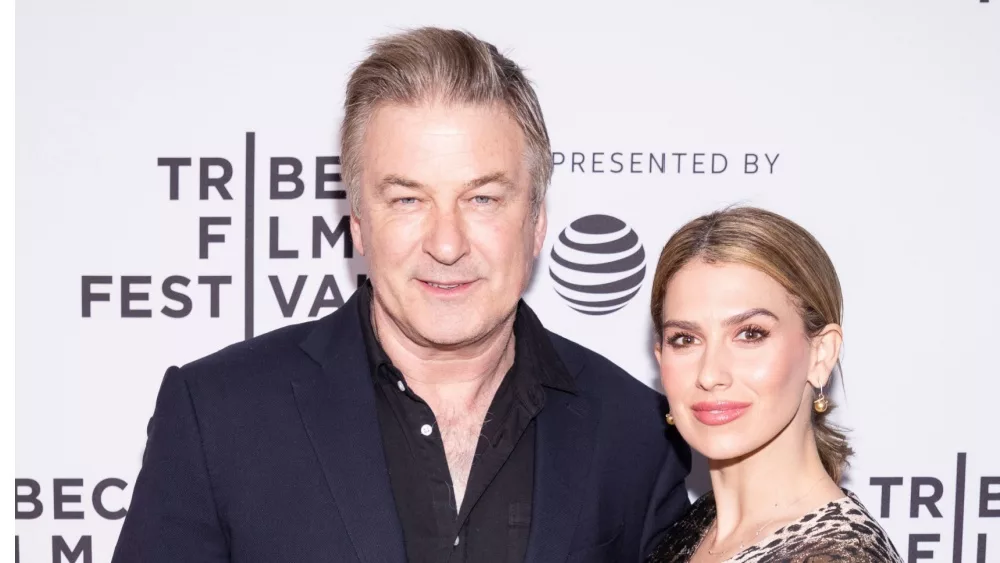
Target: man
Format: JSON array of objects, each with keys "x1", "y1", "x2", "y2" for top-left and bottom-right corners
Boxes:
[{"x1": 112, "y1": 27, "x2": 690, "y2": 563}]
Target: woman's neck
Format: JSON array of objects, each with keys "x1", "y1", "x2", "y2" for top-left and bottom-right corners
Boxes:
[{"x1": 707, "y1": 425, "x2": 842, "y2": 542}]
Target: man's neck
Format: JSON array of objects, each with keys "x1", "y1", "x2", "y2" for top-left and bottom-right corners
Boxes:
[
  {"x1": 370, "y1": 298, "x2": 517, "y2": 410},
  {"x1": 369, "y1": 296, "x2": 519, "y2": 509}
]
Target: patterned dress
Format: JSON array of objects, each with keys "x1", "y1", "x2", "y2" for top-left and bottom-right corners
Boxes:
[{"x1": 647, "y1": 489, "x2": 904, "y2": 562}]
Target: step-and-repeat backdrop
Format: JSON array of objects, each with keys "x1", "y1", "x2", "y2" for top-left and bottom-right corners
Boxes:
[{"x1": 16, "y1": 1, "x2": 999, "y2": 561}]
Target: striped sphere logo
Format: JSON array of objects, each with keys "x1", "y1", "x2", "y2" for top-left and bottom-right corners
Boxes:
[{"x1": 549, "y1": 215, "x2": 646, "y2": 315}]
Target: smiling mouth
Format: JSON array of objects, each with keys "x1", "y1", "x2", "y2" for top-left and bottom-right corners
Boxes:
[
  {"x1": 419, "y1": 280, "x2": 476, "y2": 292},
  {"x1": 690, "y1": 401, "x2": 752, "y2": 426}
]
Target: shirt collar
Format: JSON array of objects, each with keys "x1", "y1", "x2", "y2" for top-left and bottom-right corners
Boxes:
[{"x1": 356, "y1": 281, "x2": 577, "y2": 395}]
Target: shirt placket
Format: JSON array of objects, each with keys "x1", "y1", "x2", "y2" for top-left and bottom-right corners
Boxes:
[{"x1": 390, "y1": 367, "x2": 461, "y2": 558}]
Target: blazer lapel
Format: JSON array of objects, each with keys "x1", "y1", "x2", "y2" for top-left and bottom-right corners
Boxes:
[
  {"x1": 523, "y1": 387, "x2": 600, "y2": 563},
  {"x1": 293, "y1": 296, "x2": 405, "y2": 563}
]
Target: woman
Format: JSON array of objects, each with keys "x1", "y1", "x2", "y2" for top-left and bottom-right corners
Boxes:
[{"x1": 645, "y1": 207, "x2": 902, "y2": 562}]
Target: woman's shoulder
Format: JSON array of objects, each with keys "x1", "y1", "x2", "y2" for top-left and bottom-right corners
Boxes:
[
  {"x1": 645, "y1": 492, "x2": 716, "y2": 563},
  {"x1": 740, "y1": 488, "x2": 904, "y2": 563}
]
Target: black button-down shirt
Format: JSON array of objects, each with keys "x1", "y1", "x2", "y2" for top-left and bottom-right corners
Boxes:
[{"x1": 358, "y1": 284, "x2": 575, "y2": 563}]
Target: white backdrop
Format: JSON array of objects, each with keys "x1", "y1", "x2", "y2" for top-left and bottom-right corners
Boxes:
[{"x1": 15, "y1": 1, "x2": 1000, "y2": 561}]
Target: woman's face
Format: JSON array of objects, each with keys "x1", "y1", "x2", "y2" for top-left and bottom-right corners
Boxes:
[{"x1": 655, "y1": 260, "x2": 838, "y2": 462}]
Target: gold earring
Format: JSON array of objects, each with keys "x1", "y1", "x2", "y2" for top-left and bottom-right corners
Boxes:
[
  {"x1": 665, "y1": 413, "x2": 675, "y2": 426},
  {"x1": 813, "y1": 386, "x2": 829, "y2": 413}
]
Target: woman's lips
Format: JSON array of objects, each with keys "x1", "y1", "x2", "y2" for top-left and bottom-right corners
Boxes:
[{"x1": 690, "y1": 401, "x2": 752, "y2": 426}]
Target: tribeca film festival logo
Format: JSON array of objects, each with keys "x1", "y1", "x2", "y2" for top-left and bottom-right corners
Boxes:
[
  {"x1": 78, "y1": 132, "x2": 364, "y2": 341},
  {"x1": 549, "y1": 215, "x2": 646, "y2": 315},
  {"x1": 870, "y1": 453, "x2": 998, "y2": 562}
]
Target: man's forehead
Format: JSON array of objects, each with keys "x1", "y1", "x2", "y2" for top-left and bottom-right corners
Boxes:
[
  {"x1": 359, "y1": 102, "x2": 530, "y2": 190},
  {"x1": 363, "y1": 101, "x2": 524, "y2": 150}
]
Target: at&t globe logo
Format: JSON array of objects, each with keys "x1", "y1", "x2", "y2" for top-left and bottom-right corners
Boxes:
[{"x1": 549, "y1": 215, "x2": 646, "y2": 315}]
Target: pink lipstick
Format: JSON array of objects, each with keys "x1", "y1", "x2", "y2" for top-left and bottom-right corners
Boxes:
[{"x1": 690, "y1": 401, "x2": 751, "y2": 426}]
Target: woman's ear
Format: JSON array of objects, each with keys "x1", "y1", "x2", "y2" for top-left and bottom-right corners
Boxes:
[{"x1": 807, "y1": 323, "x2": 843, "y2": 389}]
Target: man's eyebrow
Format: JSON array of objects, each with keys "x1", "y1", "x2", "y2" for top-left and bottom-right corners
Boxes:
[
  {"x1": 376, "y1": 174, "x2": 424, "y2": 192},
  {"x1": 463, "y1": 171, "x2": 515, "y2": 191},
  {"x1": 375, "y1": 171, "x2": 516, "y2": 195}
]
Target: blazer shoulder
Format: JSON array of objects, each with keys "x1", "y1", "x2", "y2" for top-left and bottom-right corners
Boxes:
[
  {"x1": 545, "y1": 330, "x2": 684, "y2": 463},
  {"x1": 546, "y1": 330, "x2": 663, "y2": 402},
  {"x1": 175, "y1": 317, "x2": 322, "y2": 385}
]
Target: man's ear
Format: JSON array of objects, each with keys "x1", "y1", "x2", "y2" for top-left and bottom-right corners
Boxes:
[
  {"x1": 532, "y1": 203, "x2": 547, "y2": 258},
  {"x1": 350, "y1": 211, "x2": 365, "y2": 257}
]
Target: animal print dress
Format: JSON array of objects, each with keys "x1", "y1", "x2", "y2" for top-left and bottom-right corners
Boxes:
[{"x1": 646, "y1": 489, "x2": 904, "y2": 562}]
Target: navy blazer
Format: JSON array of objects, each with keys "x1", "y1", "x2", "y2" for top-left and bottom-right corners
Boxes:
[{"x1": 112, "y1": 293, "x2": 691, "y2": 563}]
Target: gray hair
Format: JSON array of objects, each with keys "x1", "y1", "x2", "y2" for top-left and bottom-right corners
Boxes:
[{"x1": 340, "y1": 27, "x2": 552, "y2": 220}]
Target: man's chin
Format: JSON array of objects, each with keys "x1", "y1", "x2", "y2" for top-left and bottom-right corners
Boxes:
[{"x1": 411, "y1": 322, "x2": 483, "y2": 348}]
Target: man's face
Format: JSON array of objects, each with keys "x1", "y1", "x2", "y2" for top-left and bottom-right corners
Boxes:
[{"x1": 351, "y1": 101, "x2": 546, "y2": 348}]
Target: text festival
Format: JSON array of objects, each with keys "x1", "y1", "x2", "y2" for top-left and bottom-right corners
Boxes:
[{"x1": 79, "y1": 133, "x2": 365, "y2": 336}]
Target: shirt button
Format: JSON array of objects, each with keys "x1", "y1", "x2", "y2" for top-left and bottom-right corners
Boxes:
[
  {"x1": 420, "y1": 424, "x2": 433, "y2": 436},
  {"x1": 454, "y1": 536, "x2": 460, "y2": 547},
  {"x1": 397, "y1": 380, "x2": 406, "y2": 392}
]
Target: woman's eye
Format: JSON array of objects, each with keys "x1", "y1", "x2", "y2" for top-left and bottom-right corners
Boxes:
[
  {"x1": 668, "y1": 334, "x2": 696, "y2": 347},
  {"x1": 737, "y1": 328, "x2": 767, "y2": 341}
]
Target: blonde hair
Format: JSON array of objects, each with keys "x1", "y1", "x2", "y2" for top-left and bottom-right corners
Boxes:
[
  {"x1": 650, "y1": 206, "x2": 853, "y2": 482},
  {"x1": 340, "y1": 27, "x2": 552, "y2": 218}
]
